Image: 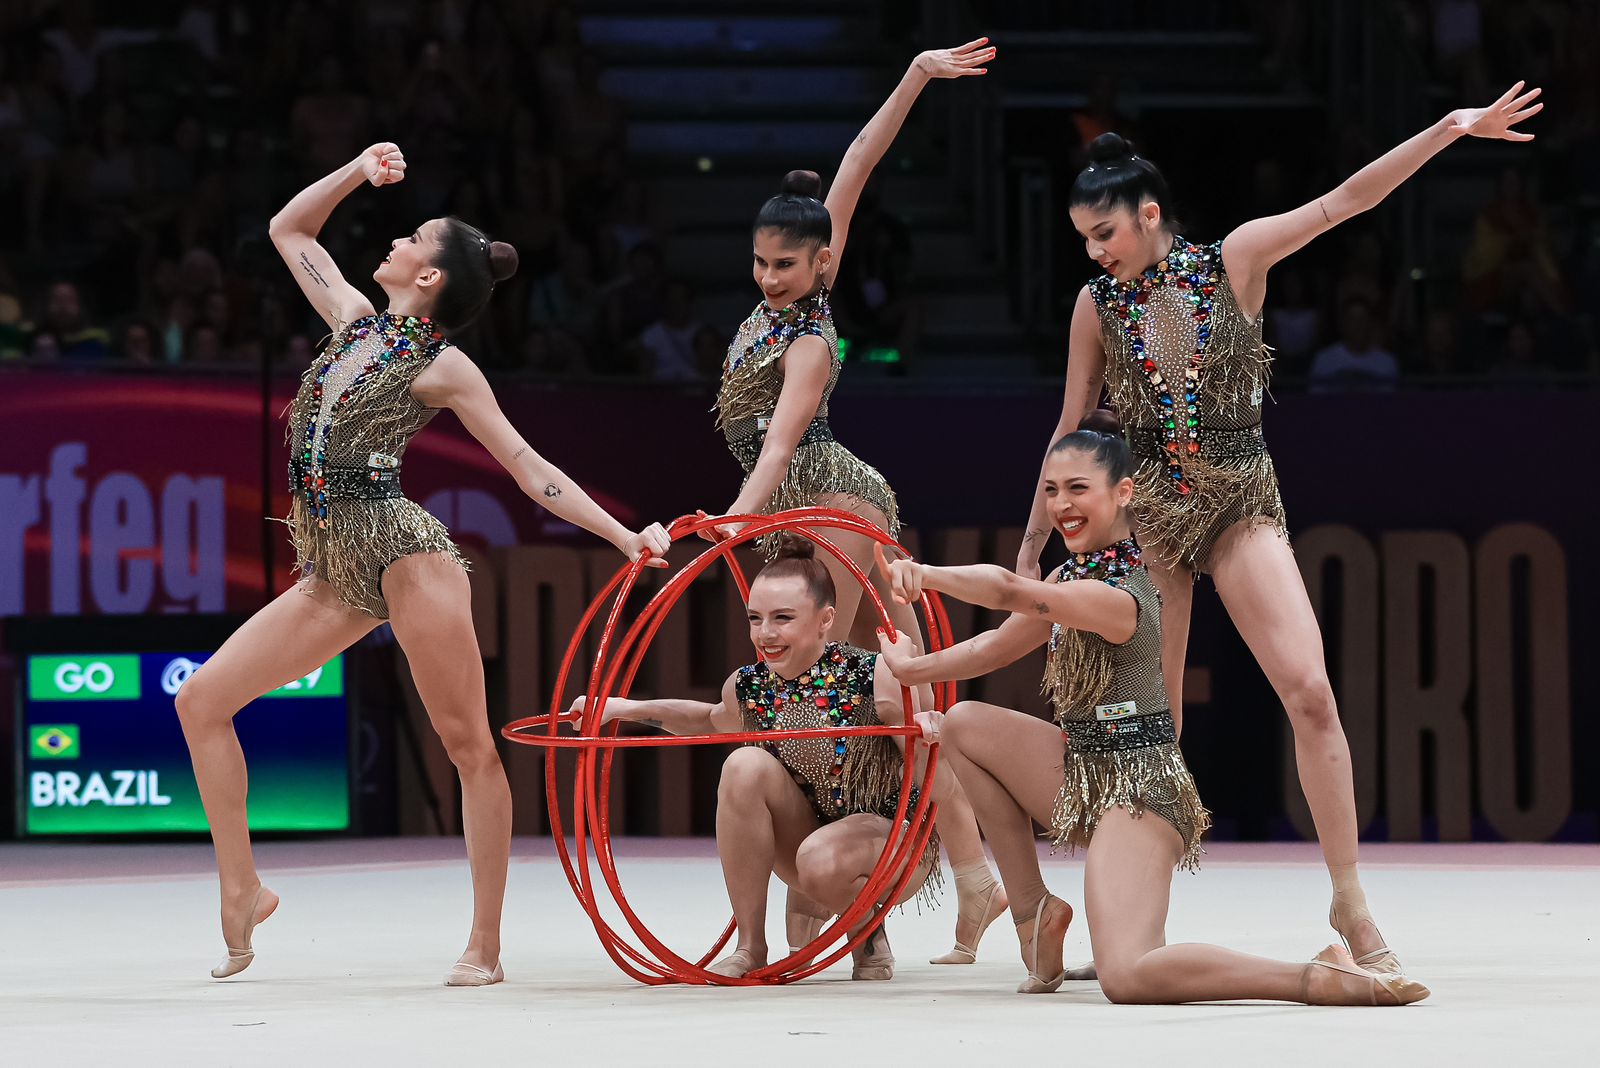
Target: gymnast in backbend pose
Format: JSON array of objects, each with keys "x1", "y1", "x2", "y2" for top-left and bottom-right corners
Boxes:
[
  {"x1": 176, "y1": 142, "x2": 670, "y2": 987},
  {"x1": 877, "y1": 413, "x2": 1428, "y2": 1005}
]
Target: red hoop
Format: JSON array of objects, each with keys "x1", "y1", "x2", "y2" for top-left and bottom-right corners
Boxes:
[{"x1": 502, "y1": 507, "x2": 952, "y2": 985}]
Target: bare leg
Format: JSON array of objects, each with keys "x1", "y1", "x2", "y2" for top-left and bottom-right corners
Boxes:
[
  {"x1": 1143, "y1": 548, "x2": 1193, "y2": 737},
  {"x1": 383, "y1": 553, "x2": 510, "y2": 980},
  {"x1": 792, "y1": 812, "x2": 930, "y2": 914},
  {"x1": 937, "y1": 701, "x2": 1076, "y2": 985},
  {"x1": 713, "y1": 747, "x2": 819, "y2": 975},
  {"x1": 793, "y1": 812, "x2": 936, "y2": 980},
  {"x1": 806, "y1": 493, "x2": 897, "y2": 649},
  {"x1": 175, "y1": 578, "x2": 379, "y2": 970},
  {"x1": 873, "y1": 671, "x2": 1007, "y2": 961},
  {"x1": 1087, "y1": 808, "x2": 1419, "y2": 1005},
  {"x1": 1208, "y1": 522, "x2": 1388, "y2": 964},
  {"x1": 938, "y1": 702, "x2": 1064, "y2": 915}
]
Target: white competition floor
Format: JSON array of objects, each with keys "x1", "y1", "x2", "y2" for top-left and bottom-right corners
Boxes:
[{"x1": 1, "y1": 838, "x2": 1595, "y2": 1066}]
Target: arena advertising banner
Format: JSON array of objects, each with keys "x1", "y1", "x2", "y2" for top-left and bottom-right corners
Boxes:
[
  {"x1": 20, "y1": 650, "x2": 348, "y2": 835},
  {"x1": 0, "y1": 370, "x2": 1590, "y2": 842}
]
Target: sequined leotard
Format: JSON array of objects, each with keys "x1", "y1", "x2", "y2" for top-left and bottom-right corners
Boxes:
[
  {"x1": 1091, "y1": 237, "x2": 1287, "y2": 574},
  {"x1": 734, "y1": 641, "x2": 939, "y2": 896},
  {"x1": 283, "y1": 312, "x2": 466, "y2": 618},
  {"x1": 1042, "y1": 541, "x2": 1210, "y2": 869},
  {"x1": 714, "y1": 287, "x2": 898, "y2": 554}
]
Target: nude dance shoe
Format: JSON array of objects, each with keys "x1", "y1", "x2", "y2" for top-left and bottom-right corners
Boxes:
[
  {"x1": 851, "y1": 925, "x2": 895, "y2": 981},
  {"x1": 1329, "y1": 899, "x2": 1406, "y2": 976},
  {"x1": 211, "y1": 885, "x2": 279, "y2": 979},
  {"x1": 1015, "y1": 895, "x2": 1072, "y2": 994},
  {"x1": 708, "y1": 948, "x2": 764, "y2": 979},
  {"x1": 445, "y1": 960, "x2": 505, "y2": 987},
  {"x1": 1302, "y1": 945, "x2": 1430, "y2": 1005},
  {"x1": 930, "y1": 871, "x2": 1009, "y2": 965}
]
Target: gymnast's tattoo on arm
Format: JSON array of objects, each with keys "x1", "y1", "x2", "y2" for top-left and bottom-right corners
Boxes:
[
  {"x1": 1022, "y1": 528, "x2": 1046, "y2": 545},
  {"x1": 298, "y1": 252, "x2": 329, "y2": 288},
  {"x1": 641, "y1": 718, "x2": 663, "y2": 729},
  {"x1": 543, "y1": 483, "x2": 562, "y2": 498},
  {"x1": 510, "y1": 446, "x2": 527, "y2": 460},
  {"x1": 1032, "y1": 601, "x2": 1049, "y2": 615}
]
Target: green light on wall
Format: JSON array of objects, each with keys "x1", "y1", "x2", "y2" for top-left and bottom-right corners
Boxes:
[{"x1": 836, "y1": 337, "x2": 900, "y2": 364}]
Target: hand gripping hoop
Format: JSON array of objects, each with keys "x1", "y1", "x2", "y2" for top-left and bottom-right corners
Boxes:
[{"x1": 502, "y1": 507, "x2": 957, "y2": 985}]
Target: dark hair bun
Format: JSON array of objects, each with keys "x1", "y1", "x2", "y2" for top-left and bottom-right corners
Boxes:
[
  {"x1": 488, "y1": 241, "x2": 519, "y2": 282},
  {"x1": 779, "y1": 169, "x2": 822, "y2": 199},
  {"x1": 773, "y1": 531, "x2": 817, "y2": 560},
  {"x1": 1078, "y1": 408, "x2": 1124, "y2": 436},
  {"x1": 1087, "y1": 132, "x2": 1136, "y2": 165}
]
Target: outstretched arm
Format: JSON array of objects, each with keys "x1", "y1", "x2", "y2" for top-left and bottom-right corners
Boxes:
[
  {"x1": 878, "y1": 545, "x2": 1136, "y2": 644},
  {"x1": 823, "y1": 38, "x2": 993, "y2": 287},
  {"x1": 268, "y1": 143, "x2": 404, "y2": 330},
  {"x1": 1017, "y1": 286, "x2": 1106, "y2": 577},
  {"x1": 1223, "y1": 81, "x2": 1543, "y2": 314},
  {"x1": 569, "y1": 675, "x2": 743, "y2": 735},
  {"x1": 414, "y1": 348, "x2": 672, "y2": 566},
  {"x1": 877, "y1": 611, "x2": 1052, "y2": 687}
]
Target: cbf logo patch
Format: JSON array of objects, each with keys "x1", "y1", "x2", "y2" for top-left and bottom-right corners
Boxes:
[{"x1": 1095, "y1": 701, "x2": 1137, "y2": 722}]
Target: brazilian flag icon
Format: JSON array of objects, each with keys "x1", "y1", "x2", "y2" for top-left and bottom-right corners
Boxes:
[{"x1": 31, "y1": 725, "x2": 79, "y2": 760}]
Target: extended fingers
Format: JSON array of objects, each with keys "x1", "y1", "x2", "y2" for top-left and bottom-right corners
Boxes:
[
  {"x1": 1491, "y1": 80, "x2": 1526, "y2": 109},
  {"x1": 1507, "y1": 102, "x2": 1544, "y2": 125},
  {"x1": 1506, "y1": 85, "x2": 1541, "y2": 112}
]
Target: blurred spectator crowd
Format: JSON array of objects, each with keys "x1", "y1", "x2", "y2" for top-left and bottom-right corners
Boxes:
[
  {"x1": 1, "y1": 0, "x2": 1594, "y2": 388},
  {"x1": 0, "y1": 0, "x2": 710, "y2": 379},
  {"x1": 1253, "y1": 0, "x2": 1598, "y2": 388}
]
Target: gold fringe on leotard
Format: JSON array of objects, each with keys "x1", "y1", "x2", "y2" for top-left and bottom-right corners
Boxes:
[
  {"x1": 1048, "y1": 744, "x2": 1209, "y2": 871},
  {"x1": 714, "y1": 293, "x2": 899, "y2": 557},
  {"x1": 1094, "y1": 240, "x2": 1288, "y2": 574},
  {"x1": 1042, "y1": 568, "x2": 1210, "y2": 869},
  {"x1": 736, "y1": 643, "x2": 941, "y2": 904},
  {"x1": 283, "y1": 497, "x2": 464, "y2": 618},
  {"x1": 281, "y1": 314, "x2": 468, "y2": 619}
]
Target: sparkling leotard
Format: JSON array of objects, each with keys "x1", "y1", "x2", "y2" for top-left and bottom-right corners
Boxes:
[
  {"x1": 283, "y1": 312, "x2": 465, "y2": 618},
  {"x1": 714, "y1": 287, "x2": 898, "y2": 553},
  {"x1": 1042, "y1": 541, "x2": 1209, "y2": 869},
  {"x1": 1091, "y1": 237, "x2": 1287, "y2": 574}
]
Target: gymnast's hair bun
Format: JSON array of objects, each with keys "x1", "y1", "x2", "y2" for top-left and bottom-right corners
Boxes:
[
  {"x1": 1086, "y1": 132, "x2": 1137, "y2": 165},
  {"x1": 772, "y1": 531, "x2": 817, "y2": 560},
  {"x1": 488, "y1": 241, "x2": 519, "y2": 282},
  {"x1": 1078, "y1": 408, "x2": 1124, "y2": 436},
  {"x1": 780, "y1": 169, "x2": 823, "y2": 199}
]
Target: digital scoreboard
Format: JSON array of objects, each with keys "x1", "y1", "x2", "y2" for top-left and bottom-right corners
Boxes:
[{"x1": 20, "y1": 651, "x2": 350, "y2": 836}]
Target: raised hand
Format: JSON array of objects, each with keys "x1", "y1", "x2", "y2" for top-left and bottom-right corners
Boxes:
[
  {"x1": 1447, "y1": 82, "x2": 1543, "y2": 142},
  {"x1": 914, "y1": 37, "x2": 995, "y2": 80},
  {"x1": 623, "y1": 522, "x2": 672, "y2": 568},
  {"x1": 360, "y1": 143, "x2": 407, "y2": 186}
]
